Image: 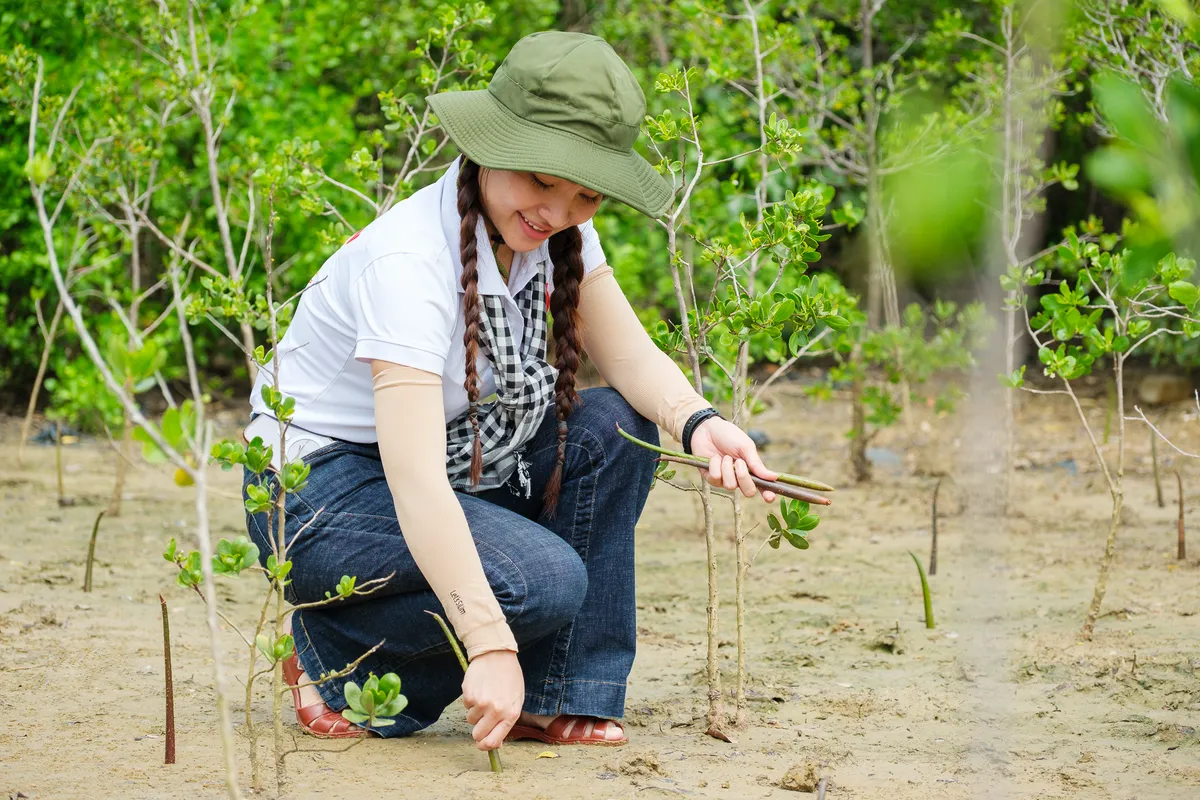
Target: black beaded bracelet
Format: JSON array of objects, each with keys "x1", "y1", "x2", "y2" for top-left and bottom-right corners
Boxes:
[{"x1": 682, "y1": 407, "x2": 724, "y2": 455}]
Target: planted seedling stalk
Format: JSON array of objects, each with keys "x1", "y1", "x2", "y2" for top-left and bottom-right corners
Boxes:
[
  {"x1": 1177, "y1": 469, "x2": 1186, "y2": 560},
  {"x1": 1151, "y1": 427, "x2": 1164, "y2": 508},
  {"x1": 909, "y1": 551, "x2": 935, "y2": 629},
  {"x1": 616, "y1": 425, "x2": 835, "y2": 503},
  {"x1": 83, "y1": 510, "x2": 105, "y2": 592},
  {"x1": 929, "y1": 478, "x2": 943, "y2": 576},
  {"x1": 161, "y1": 594, "x2": 176, "y2": 765},
  {"x1": 55, "y1": 420, "x2": 71, "y2": 507},
  {"x1": 427, "y1": 611, "x2": 502, "y2": 773}
]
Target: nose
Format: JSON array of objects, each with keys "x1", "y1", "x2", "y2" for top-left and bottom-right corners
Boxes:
[{"x1": 539, "y1": 201, "x2": 570, "y2": 230}]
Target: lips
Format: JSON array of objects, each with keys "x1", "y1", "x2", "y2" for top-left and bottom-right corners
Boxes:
[{"x1": 518, "y1": 211, "x2": 552, "y2": 240}]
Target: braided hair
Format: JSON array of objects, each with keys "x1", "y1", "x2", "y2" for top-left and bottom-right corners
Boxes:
[{"x1": 456, "y1": 157, "x2": 585, "y2": 516}]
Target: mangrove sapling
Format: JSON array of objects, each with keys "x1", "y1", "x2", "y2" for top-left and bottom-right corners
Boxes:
[
  {"x1": 617, "y1": 425, "x2": 835, "y2": 505},
  {"x1": 161, "y1": 594, "x2": 175, "y2": 766},
  {"x1": 55, "y1": 420, "x2": 72, "y2": 507},
  {"x1": 18, "y1": 296, "x2": 65, "y2": 469},
  {"x1": 197, "y1": 182, "x2": 403, "y2": 794},
  {"x1": 929, "y1": 477, "x2": 943, "y2": 576},
  {"x1": 909, "y1": 551, "x2": 935, "y2": 630},
  {"x1": 427, "y1": 611, "x2": 503, "y2": 774},
  {"x1": 83, "y1": 511, "x2": 104, "y2": 593},
  {"x1": 1152, "y1": 426, "x2": 1164, "y2": 508},
  {"x1": 644, "y1": 46, "x2": 845, "y2": 728},
  {"x1": 1020, "y1": 233, "x2": 1200, "y2": 639},
  {"x1": 13, "y1": 50, "x2": 246, "y2": 798},
  {"x1": 938, "y1": 0, "x2": 1077, "y2": 514},
  {"x1": 1177, "y1": 470, "x2": 1186, "y2": 561}
]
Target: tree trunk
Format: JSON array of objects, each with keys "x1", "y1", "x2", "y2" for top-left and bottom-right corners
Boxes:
[
  {"x1": 18, "y1": 301, "x2": 63, "y2": 468},
  {"x1": 108, "y1": 400, "x2": 134, "y2": 516},
  {"x1": 1082, "y1": 357, "x2": 1126, "y2": 641},
  {"x1": 1081, "y1": 489, "x2": 1123, "y2": 640},
  {"x1": 702, "y1": 484, "x2": 726, "y2": 735},
  {"x1": 850, "y1": 359, "x2": 871, "y2": 483}
]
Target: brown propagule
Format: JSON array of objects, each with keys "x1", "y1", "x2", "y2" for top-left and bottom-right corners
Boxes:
[{"x1": 161, "y1": 594, "x2": 176, "y2": 765}]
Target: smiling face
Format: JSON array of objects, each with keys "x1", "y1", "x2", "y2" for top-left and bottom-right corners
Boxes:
[{"x1": 478, "y1": 168, "x2": 604, "y2": 252}]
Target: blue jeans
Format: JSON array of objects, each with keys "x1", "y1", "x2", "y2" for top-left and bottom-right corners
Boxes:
[{"x1": 243, "y1": 388, "x2": 658, "y2": 736}]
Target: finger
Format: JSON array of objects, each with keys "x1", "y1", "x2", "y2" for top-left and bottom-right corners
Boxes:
[
  {"x1": 708, "y1": 453, "x2": 722, "y2": 484},
  {"x1": 743, "y1": 444, "x2": 778, "y2": 480},
  {"x1": 734, "y1": 458, "x2": 757, "y2": 498},
  {"x1": 722, "y1": 455, "x2": 738, "y2": 491},
  {"x1": 763, "y1": 489, "x2": 777, "y2": 503},
  {"x1": 465, "y1": 704, "x2": 484, "y2": 726},
  {"x1": 481, "y1": 714, "x2": 518, "y2": 751},
  {"x1": 472, "y1": 708, "x2": 503, "y2": 746}
]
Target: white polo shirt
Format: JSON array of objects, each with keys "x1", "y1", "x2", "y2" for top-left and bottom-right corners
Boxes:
[{"x1": 248, "y1": 158, "x2": 607, "y2": 443}]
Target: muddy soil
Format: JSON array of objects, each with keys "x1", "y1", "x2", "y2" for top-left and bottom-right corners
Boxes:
[{"x1": 2, "y1": 382, "x2": 1198, "y2": 799}]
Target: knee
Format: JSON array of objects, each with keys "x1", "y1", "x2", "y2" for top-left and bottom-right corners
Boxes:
[{"x1": 496, "y1": 541, "x2": 588, "y2": 642}]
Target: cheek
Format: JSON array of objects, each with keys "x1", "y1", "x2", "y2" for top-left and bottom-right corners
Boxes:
[{"x1": 570, "y1": 202, "x2": 600, "y2": 226}]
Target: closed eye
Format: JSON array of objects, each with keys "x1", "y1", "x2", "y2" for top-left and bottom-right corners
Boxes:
[{"x1": 529, "y1": 172, "x2": 602, "y2": 205}]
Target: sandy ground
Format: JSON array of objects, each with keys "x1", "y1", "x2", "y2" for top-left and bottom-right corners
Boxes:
[{"x1": 1, "y1": 380, "x2": 1198, "y2": 799}]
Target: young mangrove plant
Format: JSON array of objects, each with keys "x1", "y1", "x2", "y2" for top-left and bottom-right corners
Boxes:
[
  {"x1": 644, "y1": 39, "x2": 845, "y2": 732},
  {"x1": 428, "y1": 611, "x2": 503, "y2": 774},
  {"x1": 909, "y1": 551, "x2": 935, "y2": 629},
  {"x1": 160, "y1": 594, "x2": 176, "y2": 766},
  {"x1": 83, "y1": 511, "x2": 104, "y2": 593}
]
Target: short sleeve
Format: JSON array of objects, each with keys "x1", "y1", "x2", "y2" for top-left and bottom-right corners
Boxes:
[
  {"x1": 579, "y1": 219, "x2": 607, "y2": 275},
  {"x1": 351, "y1": 253, "x2": 457, "y2": 375}
]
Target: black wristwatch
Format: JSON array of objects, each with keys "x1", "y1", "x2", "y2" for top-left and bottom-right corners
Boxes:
[{"x1": 682, "y1": 407, "x2": 724, "y2": 455}]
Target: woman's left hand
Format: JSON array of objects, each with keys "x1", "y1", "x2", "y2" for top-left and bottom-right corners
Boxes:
[{"x1": 688, "y1": 417, "x2": 779, "y2": 503}]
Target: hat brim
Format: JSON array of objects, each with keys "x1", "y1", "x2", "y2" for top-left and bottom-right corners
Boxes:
[{"x1": 427, "y1": 89, "x2": 673, "y2": 218}]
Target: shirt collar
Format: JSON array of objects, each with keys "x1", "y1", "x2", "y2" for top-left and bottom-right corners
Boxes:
[{"x1": 438, "y1": 158, "x2": 549, "y2": 297}]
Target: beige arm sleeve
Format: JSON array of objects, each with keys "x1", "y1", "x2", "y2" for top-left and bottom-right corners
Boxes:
[
  {"x1": 372, "y1": 364, "x2": 518, "y2": 660},
  {"x1": 577, "y1": 266, "x2": 712, "y2": 442}
]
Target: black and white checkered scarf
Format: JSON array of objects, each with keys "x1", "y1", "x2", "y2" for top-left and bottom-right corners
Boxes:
[{"x1": 444, "y1": 268, "x2": 555, "y2": 498}]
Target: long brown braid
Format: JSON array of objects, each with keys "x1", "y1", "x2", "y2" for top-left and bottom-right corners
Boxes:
[
  {"x1": 456, "y1": 158, "x2": 486, "y2": 487},
  {"x1": 543, "y1": 224, "x2": 585, "y2": 515},
  {"x1": 456, "y1": 157, "x2": 586, "y2": 516}
]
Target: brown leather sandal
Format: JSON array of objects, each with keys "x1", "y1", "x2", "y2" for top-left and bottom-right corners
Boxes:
[
  {"x1": 505, "y1": 715, "x2": 628, "y2": 746},
  {"x1": 281, "y1": 650, "x2": 375, "y2": 739}
]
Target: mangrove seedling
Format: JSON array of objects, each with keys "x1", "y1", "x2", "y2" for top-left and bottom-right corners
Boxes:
[
  {"x1": 1152, "y1": 426, "x2": 1163, "y2": 508},
  {"x1": 160, "y1": 594, "x2": 175, "y2": 765},
  {"x1": 929, "y1": 477, "x2": 944, "y2": 576},
  {"x1": 909, "y1": 551, "x2": 935, "y2": 629},
  {"x1": 616, "y1": 424, "x2": 835, "y2": 504},
  {"x1": 1177, "y1": 470, "x2": 1186, "y2": 561},
  {"x1": 427, "y1": 610, "x2": 503, "y2": 773},
  {"x1": 83, "y1": 510, "x2": 105, "y2": 592}
]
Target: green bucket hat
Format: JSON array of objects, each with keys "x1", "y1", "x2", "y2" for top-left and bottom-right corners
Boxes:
[{"x1": 426, "y1": 31, "x2": 673, "y2": 218}]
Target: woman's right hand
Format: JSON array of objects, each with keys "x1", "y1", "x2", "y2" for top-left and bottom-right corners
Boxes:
[{"x1": 461, "y1": 649, "x2": 524, "y2": 750}]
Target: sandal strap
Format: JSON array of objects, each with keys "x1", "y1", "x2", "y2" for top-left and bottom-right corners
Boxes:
[
  {"x1": 541, "y1": 715, "x2": 624, "y2": 743},
  {"x1": 297, "y1": 705, "x2": 359, "y2": 736}
]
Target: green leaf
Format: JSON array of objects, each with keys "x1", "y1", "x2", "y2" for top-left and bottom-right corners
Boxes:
[
  {"x1": 783, "y1": 530, "x2": 811, "y2": 550},
  {"x1": 1085, "y1": 146, "x2": 1151, "y2": 194},
  {"x1": 344, "y1": 682, "x2": 362, "y2": 709},
  {"x1": 1093, "y1": 72, "x2": 1160, "y2": 151},
  {"x1": 255, "y1": 634, "x2": 274, "y2": 662},
  {"x1": 1170, "y1": 281, "x2": 1199, "y2": 311}
]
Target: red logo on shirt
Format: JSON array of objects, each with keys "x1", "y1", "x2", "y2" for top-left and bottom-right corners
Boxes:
[{"x1": 345, "y1": 231, "x2": 362, "y2": 244}]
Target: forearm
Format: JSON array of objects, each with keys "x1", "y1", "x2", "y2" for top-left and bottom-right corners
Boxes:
[
  {"x1": 578, "y1": 266, "x2": 711, "y2": 441},
  {"x1": 373, "y1": 365, "x2": 517, "y2": 659}
]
